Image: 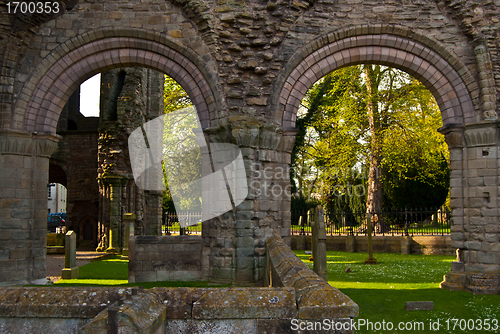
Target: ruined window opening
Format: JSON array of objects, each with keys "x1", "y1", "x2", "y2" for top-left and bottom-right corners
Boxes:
[{"x1": 292, "y1": 65, "x2": 451, "y2": 234}]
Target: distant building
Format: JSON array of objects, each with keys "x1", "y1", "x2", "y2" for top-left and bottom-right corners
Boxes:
[{"x1": 47, "y1": 183, "x2": 67, "y2": 214}]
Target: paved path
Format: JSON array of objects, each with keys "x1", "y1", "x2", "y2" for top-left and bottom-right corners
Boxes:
[{"x1": 46, "y1": 251, "x2": 108, "y2": 283}]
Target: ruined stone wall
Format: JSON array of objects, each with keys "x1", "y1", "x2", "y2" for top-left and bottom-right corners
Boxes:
[
  {"x1": 52, "y1": 131, "x2": 100, "y2": 238},
  {"x1": 97, "y1": 67, "x2": 165, "y2": 252},
  {"x1": 0, "y1": 0, "x2": 499, "y2": 288},
  {"x1": 128, "y1": 235, "x2": 203, "y2": 283},
  {"x1": 291, "y1": 235, "x2": 454, "y2": 255}
]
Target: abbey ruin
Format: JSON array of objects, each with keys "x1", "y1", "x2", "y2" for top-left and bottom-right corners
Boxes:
[{"x1": 0, "y1": 0, "x2": 499, "y2": 294}]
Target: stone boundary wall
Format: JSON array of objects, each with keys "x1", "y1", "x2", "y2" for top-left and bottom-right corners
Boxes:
[
  {"x1": 128, "y1": 235, "x2": 203, "y2": 283},
  {"x1": 0, "y1": 285, "x2": 357, "y2": 333},
  {"x1": 265, "y1": 236, "x2": 358, "y2": 321},
  {"x1": 291, "y1": 235, "x2": 454, "y2": 256},
  {"x1": 0, "y1": 287, "x2": 130, "y2": 333}
]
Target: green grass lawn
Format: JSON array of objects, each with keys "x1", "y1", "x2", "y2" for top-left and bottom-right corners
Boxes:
[
  {"x1": 54, "y1": 255, "x2": 229, "y2": 288},
  {"x1": 295, "y1": 251, "x2": 500, "y2": 334}
]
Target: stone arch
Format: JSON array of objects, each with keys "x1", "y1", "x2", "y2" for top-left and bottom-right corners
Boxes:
[
  {"x1": 14, "y1": 28, "x2": 224, "y2": 134},
  {"x1": 273, "y1": 25, "x2": 480, "y2": 129}
]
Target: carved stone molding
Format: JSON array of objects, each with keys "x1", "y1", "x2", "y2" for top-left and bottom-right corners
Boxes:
[
  {"x1": 464, "y1": 128, "x2": 497, "y2": 147},
  {"x1": 33, "y1": 134, "x2": 60, "y2": 158},
  {"x1": 463, "y1": 122, "x2": 499, "y2": 147},
  {"x1": 438, "y1": 125, "x2": 465, "y2": 149},
  {"x1": 0, "y1": 130, "x2": 60, "y2": 157},
  {"x1": 0, "y1": 134, "x2": 33, "y2": 156}
]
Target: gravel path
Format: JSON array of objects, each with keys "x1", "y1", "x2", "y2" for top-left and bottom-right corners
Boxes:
[{"x1": 46, "y1": 251, "x2": 109, "y2": 283}]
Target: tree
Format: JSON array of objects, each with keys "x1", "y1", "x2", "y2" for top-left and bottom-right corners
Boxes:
[
  {"x1": 162, "y1": 75, "x2": 194, "y2": 213},
  {"x1": 164, "y1": 75, "x2": 192, "y2": 113},
  {"x1": 293, "y1": 65, "x2": 449, "y2": 231}
]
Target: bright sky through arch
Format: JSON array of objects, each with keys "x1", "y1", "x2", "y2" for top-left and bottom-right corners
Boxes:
[{"x1": 80, "y1": 73, "x2": 100, "y2": 117}]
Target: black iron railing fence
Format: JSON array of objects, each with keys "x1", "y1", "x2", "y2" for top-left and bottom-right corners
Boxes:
[
  {"x1": 162, "y1": 206, "x2": 451, "y2": 237},
  {"x1": 291, "y1": 206, "x2": 451, "y2": 236},
  {"x1": 162, "y1": 211, "x2": 202, "y2": 235}
]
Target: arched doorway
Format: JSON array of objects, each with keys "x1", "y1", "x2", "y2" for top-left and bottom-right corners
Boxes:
[{"x1": 79, "y1": 215, "x2": 97, "y2": 247}]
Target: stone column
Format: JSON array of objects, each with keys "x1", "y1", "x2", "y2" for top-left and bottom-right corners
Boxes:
[
  {"x1": 201, "y1": 120, "x2": 296, "y2": 284},
  {"x1": 0, "y1": 130, "x2": 58, "y2": 285},
  {"x1": 440, "y1": 123, "x2": 500, "y2": 294},
  {"x1": 105, "y1": 176, "x2": 123, "y2": 254},
  {"x1": 121, "y1": 213, "x2": 135, "y2": 260}
]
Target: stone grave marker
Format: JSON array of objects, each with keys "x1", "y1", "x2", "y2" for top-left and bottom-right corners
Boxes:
[
  {"x1": 61, "y1": 230, "x2": 78, "y2": 279},
  {"x1": 121, "y1": 213, "x2": 136, "y2": 260}
]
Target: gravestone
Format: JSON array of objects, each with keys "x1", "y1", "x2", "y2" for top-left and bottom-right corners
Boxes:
[
  {"x1": 312, "y1": 206, "x2": 327, "y2": 281},
  {"x1": 61, "y1": 231, "x2": 78, "y2": 279},
  {"x1": 121, "y1": 213, "x2": 136, "y2": 260}
]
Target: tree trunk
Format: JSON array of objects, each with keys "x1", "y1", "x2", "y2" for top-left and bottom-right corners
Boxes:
[{"x1": 364, "y1": 65, "x2": 390, "y2": 233}]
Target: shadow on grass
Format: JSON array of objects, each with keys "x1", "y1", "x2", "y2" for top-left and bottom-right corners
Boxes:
[
  {"x1": 294, "y1": 252, "x2": 379, "y2": 265},
  {"x1": 339, "y1": 287, "x2": 500, "y2": 334}
]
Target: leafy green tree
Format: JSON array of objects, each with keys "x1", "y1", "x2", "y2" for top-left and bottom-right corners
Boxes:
[
  {"x1": 164, "y1": 75, "x2": 192, "y2": 113},
  {"x1": 293, "y1": 65, "x2": 449, "y2": 231}
]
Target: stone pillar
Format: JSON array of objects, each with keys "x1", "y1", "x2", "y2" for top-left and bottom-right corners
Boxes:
[
  {"x1": 201, "y1": 120, "x2": 297, "y2": 284},
  {"x1": 61, "y1": 231, "x2": 78, "y2": 279},
  {"x1": 121, "y1": 213, "x2": 135, "y2": 260},
  {"x1": 0, "y1": 130, "x2": 58, "y2": 285},
  {"x1": 440, "y1": 123, "x2": 500, "y2": 294},
  {"x1": 312, "y1": 206, "x2": 327, "y2": 281},
  {"x1": 105, "y1": 176, "x2": 123, "y2": 254}
]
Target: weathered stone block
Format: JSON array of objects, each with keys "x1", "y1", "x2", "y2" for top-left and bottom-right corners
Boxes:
[
  {"x1": 477, "y1": 252, "x2": 497, "y2": 264},
  {"x1": 451, "y1": 261, "x2": 465, "y2": 273},
  {"x1": 213, "y1": 267, "x2": 234, "y2": 280},
  {"x1": 236, "y1": 255, "x2": 255, "y2": 269},
  {"x1": 9, "y1": 249, "x2": 29, "y2": 259},
  {"x1": 135, "y1": 271, "x2": 157, "y2": 282},
  {"x1": 235, "y1": 237, "x2": 254, "y2": 248},
  {"x1": 192, "y1": 288, "x2": 296, "y2": 319}
]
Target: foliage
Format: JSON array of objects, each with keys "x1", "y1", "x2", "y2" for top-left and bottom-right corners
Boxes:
[
  {"x1": 162, "y1": 75, "x2": 196, "y2": 213},
  {"x1": 293, "y1": 65, "x2": 450, "y2": 214},
  {"x1": 291, "y1": 193, "x2": 320, "y2": 212},
  {"x1": 163, "y1": 75, "x2": 192, "y2": 113}
]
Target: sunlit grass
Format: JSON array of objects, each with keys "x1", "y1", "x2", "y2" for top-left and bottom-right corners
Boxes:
[
  {"x1": 295, "y1": 251, "x2": 500, "y2": 334},
  {"x1": 54, "y1": 255, "x2": 229, "y2": 288}
]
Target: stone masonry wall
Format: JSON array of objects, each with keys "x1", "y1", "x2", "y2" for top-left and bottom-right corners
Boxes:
[
  {"x1": 129, "y1": 235, "x2": 203, "y2": 283},
  {"x1": 51, "y1": 131, "x2": 100, "y2": 238},
  {"x1": 0, "y1": 0, "x2": 499, "y2": 289},
  {"x1": 291, "y1": 235, "x2": 454, "y2": 255}
]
